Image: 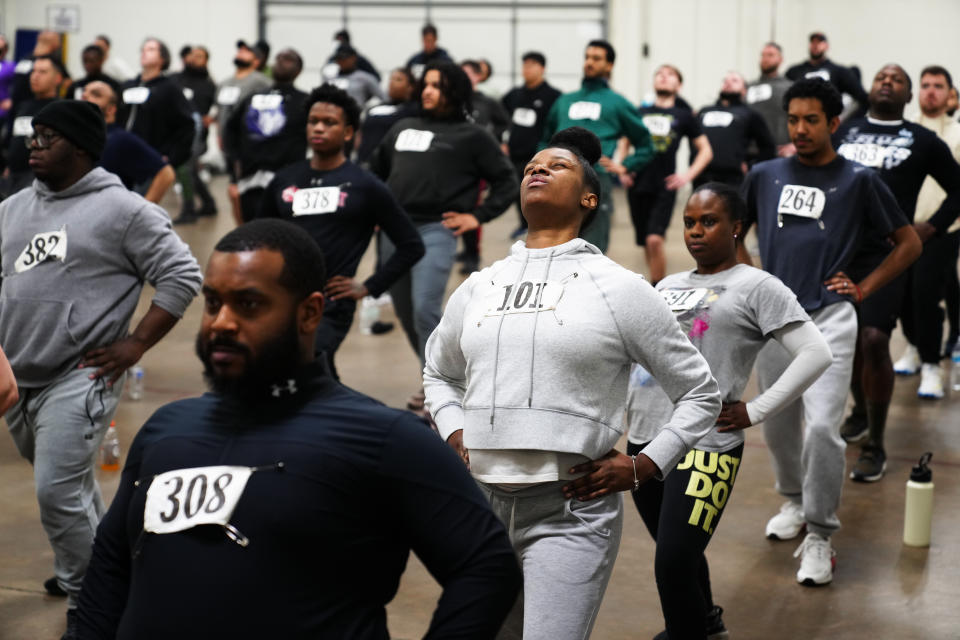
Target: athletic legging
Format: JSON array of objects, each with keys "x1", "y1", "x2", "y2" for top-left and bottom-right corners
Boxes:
[{"x1": 627, "y1": 440, "x2": 744, "y2": 640}]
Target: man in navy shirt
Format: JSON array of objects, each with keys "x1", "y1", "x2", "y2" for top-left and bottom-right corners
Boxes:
[
  {"x1": 742, "y1": 78, "x2": 919, "y2": 587},
  {"x1": 258, "y1": 84, "x2": 425, "y2": 379},
  {"x1": 76, "y1": 219, "x2": 520, "y2": 639}
]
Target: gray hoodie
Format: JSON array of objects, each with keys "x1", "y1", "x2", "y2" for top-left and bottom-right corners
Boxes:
[
  {"x1": 423, "y1": 238, "x2": 721, "y2": 477},
  {"x1": 0, "y1": 168, "x2": 202, "y2": 388}
]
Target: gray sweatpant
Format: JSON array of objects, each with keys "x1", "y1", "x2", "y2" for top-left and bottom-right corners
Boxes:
[
  {"x1": 6, "y1": 367, "x2": 124, "y2": 607},
  {"x1": 756, "y1": 301, "x2": 856, "y2": 538},
  {"x1": 478, "y1": 481, "x2": 623, "y2": 640}
]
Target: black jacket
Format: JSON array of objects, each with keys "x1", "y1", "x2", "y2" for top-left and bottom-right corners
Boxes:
[{"x1": 119, "y1": 74, "x2": 196, "y2": 166}]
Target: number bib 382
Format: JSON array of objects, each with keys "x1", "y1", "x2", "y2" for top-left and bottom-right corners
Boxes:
[{"x1": 144, "y1": 465, "x2": 252, "y2": 535}]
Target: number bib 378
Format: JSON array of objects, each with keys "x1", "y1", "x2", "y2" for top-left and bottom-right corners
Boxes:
[
  {"x1": 144, "y1": 465, "x2": 253, "y2": 535},
  {"x1": 292, "y1": 187, "x2": 341, "y2": 215}
]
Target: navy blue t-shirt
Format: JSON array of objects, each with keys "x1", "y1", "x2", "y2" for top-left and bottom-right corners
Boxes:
[
  {"x1": 100, "y1": 124, "x2": 168, "y2": 190},
  {"x1": 743, "y1": 156, "x2": 908, "y2": 312}
]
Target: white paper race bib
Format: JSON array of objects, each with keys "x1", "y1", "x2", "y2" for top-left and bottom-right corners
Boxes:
[
  {"x1": 123, "y1": 87, "x2": 150, "y2": 105},
  {"x1": 484, "y1": 281, "x2": 564, "y2": 316},
  {"x1": 642, "y1": 114, "x2": 672, "y2": 137},
  {"x1": 512, "y1": 107, "x2": 537, "y2": 127},
  {"x1": 368, "y1": 104, "x2": 398, "y2": 117},
  {"x1": 182, "y1": 87, "x2": 194, "y2": 101},
  {"x1": 746, "y1": 84, "x2": 772, "y2": 104},
  {"x1": 660, "y1": 288, "x2": 709, "y2": 313},
  {"x1": 777, "y1": 184, "x2": 826, "y2": 220},
  {"x1": 410, "y1": 64, "x2": 425, "y2": 80},
  {"x1": 805, "y1": 69, "x2": 831, "y2": 82},
  {"x1": 14, "y1": 59, "x2": 32, "y2": 74},
  {"x1": 292, "y1": 187, "x2": 341, "y2": 215},
  {"x1": 217, "y1": 85, "x2": 241, "y2": 106},
  {"x1": 395, "y1": 128, "x2": 434, "y2": 152},
  {"x1": 251, "y1": 93, "x2": 283, "y2": 110},
  {"x1": 74, "y1": 86, "x2": 84, "y2": 100},
  {"x1": 837, "y1": 143, "x2": 886, "y2": 168},
  {"x1": 12, "y1": 116, "x2": 33, "y2": 138},
  {"x1": 14, "y1": 228, "x2": 67, "y2": 273},
  {"x1": 144, "y1": 465, "x2": 252, "y2": 535},
  {"x1": 701, "y1": 111, "x2": 734, "y2": 128},
  {"x1": 568, "y1": 101, "x2": 602, "y2": 121}
]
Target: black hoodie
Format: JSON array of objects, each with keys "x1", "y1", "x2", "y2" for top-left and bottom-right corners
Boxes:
[{"x1": 119, "y1": 74, "x2": 196, "y2": 166}]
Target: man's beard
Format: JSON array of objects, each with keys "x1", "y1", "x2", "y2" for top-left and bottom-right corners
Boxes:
[
  {"x1": 810, "y1": 51, "x2": 825, "y2": 62},
  {"x1": 719, "y1": 91, "x2": 742, "y2": 103},
  {"x1": 195, "y1": 320, "x2": 302, "y2": 400},
  {"x1": 233, "y1": 57, "x2": 254, "y2": 69},
  {"x1": 655, "y1": 89, "x2": 675, "y2": 98},
  {"x1": 760, "y1": 63, "x2": 778, "y2": 75}
]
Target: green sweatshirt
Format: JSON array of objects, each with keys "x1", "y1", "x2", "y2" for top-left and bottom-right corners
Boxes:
[{"x1": 540, "y1": 77, "x2": 655, "y2": 177}]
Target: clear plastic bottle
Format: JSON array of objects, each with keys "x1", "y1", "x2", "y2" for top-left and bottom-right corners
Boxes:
[
  {"x1": 100, "y1": 421, "x2": 121, "y2": 471},
  {"x1": 359, "y1": 297, "x2": 379, "y2": 335},
  {"x1": 950, "y1": 344, "x2": 960, "y2": 392},
  {"x1": 129, "y1": 366, "x2": 144, "y2": 400}
]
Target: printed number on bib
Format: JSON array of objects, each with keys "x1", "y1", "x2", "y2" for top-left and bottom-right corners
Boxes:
[
  {"x1": 123, "y1": 87, "x2": 150, "y2": 105},
  {"x1": 182, "y1": 87, "x2": 194, "y2": 101},
  {"x1": 512, "y1": 108, "x2": 537, "y2": 127},
  {"x1": 15, "y1": 228, "x2": 67, "y2": 273},
  {"x1": 74, "y1": 86, "x2": 84, "y2": 100},
  {"x1": 642, "y1": 114, "x2": 672, "y2": 137},
  {"x1": 484, "y1": 281, "x2": 563, "y2": 316},
  {"x1": 805, "y1": 69, "x2": 831, "y2": 82},
  {"x1": 217, "y1": 86, "x2": 241, "y2": 106},
  {"x1": 292, "y1": 187, "x2": 341, "y2": 216},
  {"x1": 701, "y1": 111, "x2": 734, "y2": 128},
  {"x1": 395, "y1": 129, "x2": 434, "y2": 152},
  {"x1": 12, "y1": 116, "x2": 33, "y2": 137},
  {"x1": 660, "y1": 288, "x2": 709, "y2": 313},
  {"x1": 746, "y1": 84, "x2": 772, "y2": 104},
  {"x1": 251, "y1": 94, "x2": 283, "y2": 110},
  {"x1": 777, "y1": 185, "x2": 825, "y2": 220},
  {"x1": 368, "y1": 104, "x2": 398, "y2": 117},
  {"x1": 15, "y1": 59, "x2": 33, "y2": 74},
  {"x1": 144, "y1": 465, "x2": 252, "y2": 535},
  {"x1": 568, "y1": 101, "x2": 601, "y2": 121},
  {"x1": 837, "y1": 143, "x2": 886, "y2": 169}
]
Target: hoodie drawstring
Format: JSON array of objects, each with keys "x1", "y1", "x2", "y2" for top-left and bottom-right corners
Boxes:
[
  {"x1": 490, "y1": 252, "x2": 530, "y2": 426},
  {"x1": 527, "y1": 250, "x2": 554, "y2": 407}
]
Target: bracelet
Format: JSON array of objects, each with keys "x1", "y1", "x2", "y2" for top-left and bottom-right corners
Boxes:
[
  {"x1": 853, "y1": 283, "x2": 863, "y2": 304},
  {"x1": 630, "y1": 454, "x2": 641, "y2": 492}
]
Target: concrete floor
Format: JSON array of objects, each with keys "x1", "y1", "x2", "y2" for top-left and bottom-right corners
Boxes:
[{"x1": 1, "y1": 176, "x2": 958, "y2": 639}]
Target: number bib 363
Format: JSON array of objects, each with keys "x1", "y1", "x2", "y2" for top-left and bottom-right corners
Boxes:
[{"x1": 144, "y1": 465, "x2": 252, "y2": 535}]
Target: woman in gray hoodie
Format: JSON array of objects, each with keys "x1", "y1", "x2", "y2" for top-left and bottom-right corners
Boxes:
[{"x1": 423, "y1": 127, "x2": 722, "y2": 639}]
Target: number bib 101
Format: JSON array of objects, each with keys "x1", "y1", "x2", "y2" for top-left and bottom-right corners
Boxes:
[
  {"x1": 144, "y1": 465, "x2": 252, "y2": 535},
  {"x1": 484, "y1": 281, "x2": 564, "y2": 316},
  {"x1": 776, "y1": 184, "x2": 826, "y2": 221}
]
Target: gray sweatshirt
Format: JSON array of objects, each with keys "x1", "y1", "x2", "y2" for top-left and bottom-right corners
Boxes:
[
  {"x1": 0, "y1": 168, "x2": 202, "y2": 388},
  {"x1": 423, "y1": 238, "x2": 721, "y2": 477}
]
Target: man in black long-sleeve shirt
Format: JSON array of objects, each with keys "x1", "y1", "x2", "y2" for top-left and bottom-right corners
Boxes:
[
  {"x1": 258, "y1": 85, "x2": 425, "y2": 379},
  {"x1": 76, "y1": 219, "x2": 521, "y2": 640},
  {"x1": 369, "y1": 61, "x2": 516, "y2": 411},
  {"x1": 786, "y1": 32, "x2": 867, "y2": 120}
]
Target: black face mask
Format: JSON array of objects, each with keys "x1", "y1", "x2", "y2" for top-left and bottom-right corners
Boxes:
[
  {"x1": 233, "y1": 57, "x2": 253, "y2": 69},
  {"x1": 720, "y1": 92, "x2": 743, "y2": 104}
]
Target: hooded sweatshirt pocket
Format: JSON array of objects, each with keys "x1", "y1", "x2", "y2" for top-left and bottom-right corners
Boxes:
[{"x1": 0, "y1": 298, "x2": 81, "y2": 385}]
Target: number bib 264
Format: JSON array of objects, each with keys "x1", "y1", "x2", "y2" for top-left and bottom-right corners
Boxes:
[
  {"x1": 776, "y1": 184, "x2": 826, "y2": 220},
  {"x1": 144, "y1": 465, "x2": 252, "y2": 535}
]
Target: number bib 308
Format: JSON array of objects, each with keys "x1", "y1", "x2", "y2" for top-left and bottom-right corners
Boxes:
[{"x1": 144, "y1": 465, "x2": 252, "y2": 535}]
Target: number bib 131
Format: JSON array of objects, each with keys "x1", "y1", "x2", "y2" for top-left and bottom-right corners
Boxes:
[
  {"x1": 660, "y1": 288, "x2": 708, "y2": 313},
  {"x1": 776, "y1": 184, "x2": 826, "y2": 220},
  {"x1": 144, "y1": 465, "x2": 253, "y2": 535},
  {"x1": 292, "y1": 187, "x2": 341, "y2": 215}
]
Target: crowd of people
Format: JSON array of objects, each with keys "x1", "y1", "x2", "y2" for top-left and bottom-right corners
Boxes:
[{"x1": 0, "y1": 20, "x2": 956, "y2": 640}]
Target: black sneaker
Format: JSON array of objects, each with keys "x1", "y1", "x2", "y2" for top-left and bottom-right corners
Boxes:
[
  {"x1": 44, "y1": 576, "x2": 67, "y2": 597},
  {"x1": 650, "y1": 606, "x2": 729, "y2": 640},
  {"x1": 850, "y1": 446, "x2": 887, "y2": 482},
  {"x1": 840, "y1": 411, "x2": 868, "y2": 443},
  {"x1": 197, "y1": 203, "x2": 218, "y2": 217},
  {"x1": 370, "y1": 321, "x2": 394, "y2": 335},
  {"x1": 61, "y1": 608, "x2": 78, "y2": 640},
  {"x1": 172, "y1": 213, "x2": 198, "y2": 225}
]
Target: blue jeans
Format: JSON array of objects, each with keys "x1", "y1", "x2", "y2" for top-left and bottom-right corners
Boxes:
[{"x1": 380, "y1": 221, "x2": 458, "y2": 364}]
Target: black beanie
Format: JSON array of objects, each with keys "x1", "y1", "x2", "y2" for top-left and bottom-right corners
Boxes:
[{"x1": 32, "y1": 100, "x2": 107, "y2": 159}]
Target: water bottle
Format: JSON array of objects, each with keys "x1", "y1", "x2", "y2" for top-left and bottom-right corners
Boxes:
[
  {"x1": 903, "y1": 452, "x2": 934, "y2": 547},
  {"x1": 359, "y1": 297, "x2": 379, "y2": 335},
  {"x1": 950, "y1": 344, "x2": 960, "y2": 392},
  {"x1": 129, "y1": 366, "x2": 144, "y2": 400},
  {"x1": 100, "y1": 422, "x2": 121, "y2": 472}
]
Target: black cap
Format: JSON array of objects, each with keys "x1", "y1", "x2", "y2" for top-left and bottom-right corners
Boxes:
[
  {"x1": 32, "y1": 100, "x2": 106, "y2": 159},
  {"x1": 910, "y1": 452, "x2": 933, "y2": 483},
  {"x1": 809, "y1": 32, "x2": 827, "y2": 42},
  {"x1": 236, "y1": 39, "x2": 267, "y2": 61},
  {"x1": 334, "y1": 44, "x2": 357, "y2": 59}
]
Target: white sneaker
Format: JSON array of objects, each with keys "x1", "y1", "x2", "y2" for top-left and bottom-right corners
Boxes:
[
  {"x1": 765, "y1": 501, "x2": 806, "y2": 540},
  {"x1": 794, "y1": 532, "x2": 836, "y2": 586},
  {"x1": 918, "y1": 363, "x2": 944, "y2": 399},
  {"x1": 893, "y1": 345, "x2": 921, "y2": 375}
]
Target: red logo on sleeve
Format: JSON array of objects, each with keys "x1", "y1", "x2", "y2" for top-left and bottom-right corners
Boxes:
[{"x1": 281, "y1": 186, "x2": 298, "y2": 203}]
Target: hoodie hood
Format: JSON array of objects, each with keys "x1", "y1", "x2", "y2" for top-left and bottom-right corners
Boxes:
[
  {"x1": 33, "y1": 166, "x2": 125, "y2": 201},
  {"x1": 508, "y1": 237, "x2": 600, "y2": 261}
]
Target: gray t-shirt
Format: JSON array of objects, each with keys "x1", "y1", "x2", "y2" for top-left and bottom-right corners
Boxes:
[
  {"x1": 627, "y1": 263, "x2": 808, "y2": 452},
  {"x1": 746, "y1": 75, "x2": 793, "y2": 147},
  {"x1": 329, "y1": 70, "x2": 385, "y2": 108}
]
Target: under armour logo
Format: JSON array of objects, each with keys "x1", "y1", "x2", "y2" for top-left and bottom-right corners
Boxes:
[{"x1": 270, "y1": 379, "x2": 298, "y2": 397}]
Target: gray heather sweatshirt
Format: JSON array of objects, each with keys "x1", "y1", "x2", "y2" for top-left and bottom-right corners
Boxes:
[
  {"x1": 0, "y1": 168, "x2": 202, "y2": 388},
  {"x1": 423, "y1": 238, "x2": 721, "y2": 477}
]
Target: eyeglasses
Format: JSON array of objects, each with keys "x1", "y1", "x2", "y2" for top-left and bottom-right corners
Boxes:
[{"x1": 24, "y1": 131, "x2": 62, "y2": 150}]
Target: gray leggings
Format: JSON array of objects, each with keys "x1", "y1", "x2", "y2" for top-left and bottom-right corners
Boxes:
[
  {"x1": 6, "y1": 367, "x2": 124, "y2": 606},
  {"x1": 478, "y1": 481, "x2": 623, "y2": 640}
]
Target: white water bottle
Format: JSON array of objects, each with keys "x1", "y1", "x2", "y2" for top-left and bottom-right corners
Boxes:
[
  {"x1": 359, "y1": 297, "x2": 379, "y2": 335},
  {"x1": 950, "y1": 344, "x2": 960, "y2": 392},
  {"x1": 903, "y1": 452, "x2": 934, "y2": 547}
]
